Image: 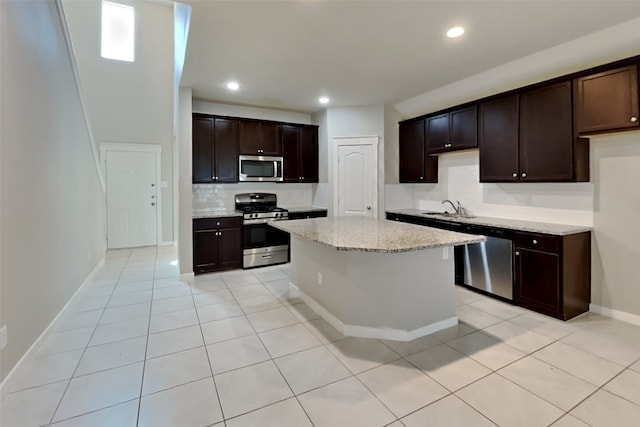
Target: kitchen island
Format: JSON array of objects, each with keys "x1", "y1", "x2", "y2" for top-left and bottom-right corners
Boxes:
[{"x1": 271, "y1": 217, "x2": 484, "y2": 341}]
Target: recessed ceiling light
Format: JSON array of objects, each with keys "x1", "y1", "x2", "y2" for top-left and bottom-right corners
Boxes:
[
  {"x1": 319, "y1": 96, "x2": 330, "y2": 104},
  {"x1": 226, "y1": 81, "x2": 240, "y2": 91},
  {"x1": 446, "y1": 26, "x2": 465, "y2": 38}
]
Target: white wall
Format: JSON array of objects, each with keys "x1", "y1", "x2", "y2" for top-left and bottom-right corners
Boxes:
[
  {"x1": 63, "y1": 0, "x2": 175, "y2": 243},
  {"x1": 590, "y1": 132, "x2": 640, "y2": 318},
  {"x1": 0, "y1": 0, "x2": 106, "y2": 381},
  {"x1": 384, "y1": 105, "x2": 402, "y2": 185},
  {"x1": 311, "y1": 109, "x2": 329, "y2": 209},
  {"x1": 193, "y1": 100, "x2": 311, "y2": 124},
  {"x1": 178, "y1": 87, "x2": 193, "y2": 275}
]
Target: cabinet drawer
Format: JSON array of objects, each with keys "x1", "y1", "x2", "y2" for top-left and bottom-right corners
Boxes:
[
  {"x1": 194, "y1": 217, "x2": 242, "y2": 230},
  {"x1": 515, "y1": 232, "x2": 560, "y2": 253}
]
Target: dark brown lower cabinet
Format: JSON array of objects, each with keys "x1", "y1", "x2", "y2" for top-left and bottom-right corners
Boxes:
[
  {"x1": 514, "y1": 231, "x2": 591, "y2": 320},
  {"x1": 193, "y1": 217, "x2": 242, "y2": 274}
]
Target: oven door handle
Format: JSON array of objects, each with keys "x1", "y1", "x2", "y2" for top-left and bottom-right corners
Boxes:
[{"x1": 261, "y1": 254, "x2": 273, "y2": 259}]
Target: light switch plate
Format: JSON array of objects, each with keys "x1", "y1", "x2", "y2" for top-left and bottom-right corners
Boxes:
[{"x1": 0, "y1": 325, "x2": 7, "y2": 350}]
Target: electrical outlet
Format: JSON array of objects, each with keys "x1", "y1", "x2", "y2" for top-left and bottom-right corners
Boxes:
[
  {"x1": 442, "y1": 247, "x2": 449, "y2": 260},
  {"x1": 0, "y1": 325, "x2": 7, "y2": 350},
  {"x1": 317, "y1": 272, "x2": 323, "y2": 285}
]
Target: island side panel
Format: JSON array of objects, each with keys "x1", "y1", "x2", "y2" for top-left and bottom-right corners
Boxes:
[{"x1": 289, "y1": 236, "x2": 458, "y2": 341}]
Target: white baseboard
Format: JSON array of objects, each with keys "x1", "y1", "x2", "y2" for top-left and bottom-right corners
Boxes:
[
  {"x1": 290, "y1": 283, "x2": 458, "y2": 342},
  {"x1": 180, "y1": 272, "x2": 195, "y2": 284},
  {"x1": 590, "y1": 304, "x2": 640, "y2": 327},
  {"x1": 0, "y1": 257, "x2": 106, "y2": 398}
]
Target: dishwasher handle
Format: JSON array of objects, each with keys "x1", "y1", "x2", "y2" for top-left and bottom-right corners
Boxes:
[{"x1": 463, "y1": 225, "x2": 514, "y2": 240}]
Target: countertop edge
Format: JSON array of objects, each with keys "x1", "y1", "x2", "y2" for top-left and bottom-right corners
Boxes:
[
  {"x1": 386, "y1": 209, "x2": 592, "y2": 236},
  {"x1": 274, "y1": 219, "x2": 486, "y2": 253}
]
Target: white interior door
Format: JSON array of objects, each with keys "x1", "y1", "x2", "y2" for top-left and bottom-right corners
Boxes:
[
  {"x1": 335, "y1": 139, "x2": 377, "y2": 217},
  {"x1": 106, "y1": 150, "x2": 158, "y2": 248}
]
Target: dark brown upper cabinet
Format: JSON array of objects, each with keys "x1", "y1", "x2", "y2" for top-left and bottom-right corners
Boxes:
[
  {"x1": 519, "y1": 81, "x2": 575, "y2": 182},
  {"x1": 426, "y1": 105, "x2": 478, "y2": 154},
  {"x1": 399, "y1": 118, "x2": 438, "y2": 183},
  {"x1": 479, "y1": 94, "x2": 520, "y2": 182},
  {"x1": 192, "y1": 115, "x2": 238, "y2": 183},
  {"x1": 574, "y1": 64, "x2": 639, "y2": 134},
  {"x1": 282, "y1": 124, "x2": 319, "y2": 183},
  {"x1": 238, "y1": 119, "x2": 282, "y2": 155}
]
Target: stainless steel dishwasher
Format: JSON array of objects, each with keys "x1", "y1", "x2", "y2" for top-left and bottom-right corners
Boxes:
[{"x1": 459, "y1": 225, "x2": 514, "y2": 300}]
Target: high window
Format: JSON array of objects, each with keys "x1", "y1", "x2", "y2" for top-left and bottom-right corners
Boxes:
[{"x1": 101, "y1": 1, "x2": 135, "y2": 62}]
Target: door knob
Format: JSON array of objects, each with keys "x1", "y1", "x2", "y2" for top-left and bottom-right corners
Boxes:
[
  {"x1": 151, "y1": 183, "x2": 155, "y2": 187},
  {"x1": 532, "y1": 239, "x2": 538, "y2": 245},
  {"x1": 151, "y1": 202, "x2": 155, "y2": 206},
  {"x1": 366, "y1": 206, "x2": 371, "y2": 210},
  {"x1": 151, "y1": 195, "x2": 155, "y2": 199},
  {"x1": 521, "y1": 173, "x2": 527, "y2": 178},
  {"x1": 512, "y1": 173, "x2": 518, "y2": 178},
  {"x1": 631, "y1": 116, "x2": 638, "y2": 123},
  {"x1": 515, "y1": 251, "x2": 520, "y2": 256}
]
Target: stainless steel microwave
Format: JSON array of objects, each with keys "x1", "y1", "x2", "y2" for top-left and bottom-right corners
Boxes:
[{"x1": 239, "y1": 155, "x2": 283, "y2": 182}]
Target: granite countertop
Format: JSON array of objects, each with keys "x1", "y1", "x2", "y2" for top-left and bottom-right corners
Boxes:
[
  {"x1": 284, "y1": 206, "x2": 328, "y2": 213},
  {"x1": 270, "y1": 217, "x2": 485, "y2": 253},
  {"x1": 193, "y1": 209, "x2": 242, "y2": 219},
  {"x1": 386, "y1": 209, "x2": 592, "y2": 236}
]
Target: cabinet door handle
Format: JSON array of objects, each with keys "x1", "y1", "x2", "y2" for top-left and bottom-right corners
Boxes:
[
  {"x1": 631, "y1": 116, "x2": 638, "y2": 123},
  {"x1": 419, "y1": 176, "x2": 424, "y2": 180},
  {"x1": 532, "y1": 239, "x2": 537, "y2": 245},
  {"x1": 521, "y1": 173, "x2": 527, "y2": 178},
  {"x1": 515, "y1": 251, "x2": 520, "y2": 256},
  {"x1": 512, "y1": 173, "x2": 518, "y2": 178}
]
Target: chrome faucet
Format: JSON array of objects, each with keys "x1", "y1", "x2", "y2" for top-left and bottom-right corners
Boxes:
[
  {"x1": 442, "y1": 199, "x2": 468, "y2": 216},
  {"x1": 442, "y1": 199, "x2": 459, "y2": 215}
]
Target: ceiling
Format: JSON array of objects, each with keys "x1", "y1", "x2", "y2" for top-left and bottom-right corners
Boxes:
[{"x1": 180, "y1": 0, "x2": 640, "y2": 114}]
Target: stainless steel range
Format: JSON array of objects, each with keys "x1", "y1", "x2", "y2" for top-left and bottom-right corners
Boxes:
[{"x1": 235, "y1": 193, "x2": 290, "y2": 269}]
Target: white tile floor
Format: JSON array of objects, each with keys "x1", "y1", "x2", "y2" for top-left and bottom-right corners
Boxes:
[{"x1": 2, "y1": 246, "x2": 640, "y2": 427}]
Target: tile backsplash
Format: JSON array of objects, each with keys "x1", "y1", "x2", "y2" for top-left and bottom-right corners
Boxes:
[{"x1": 192, "y1": 183, "x2": 315, "y2": 213}]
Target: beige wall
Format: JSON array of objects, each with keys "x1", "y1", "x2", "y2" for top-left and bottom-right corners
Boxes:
[
  {"x1": 63, "y1": 0, "x2": 175, "y2": 243},
  {"x1": 0, "y1": 0, "x2": 106, "y2": 381}
]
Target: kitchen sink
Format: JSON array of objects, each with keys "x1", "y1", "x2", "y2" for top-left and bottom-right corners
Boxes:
[{"x1": 421, "y1": 211, "x2": 475, "y2": 219}]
